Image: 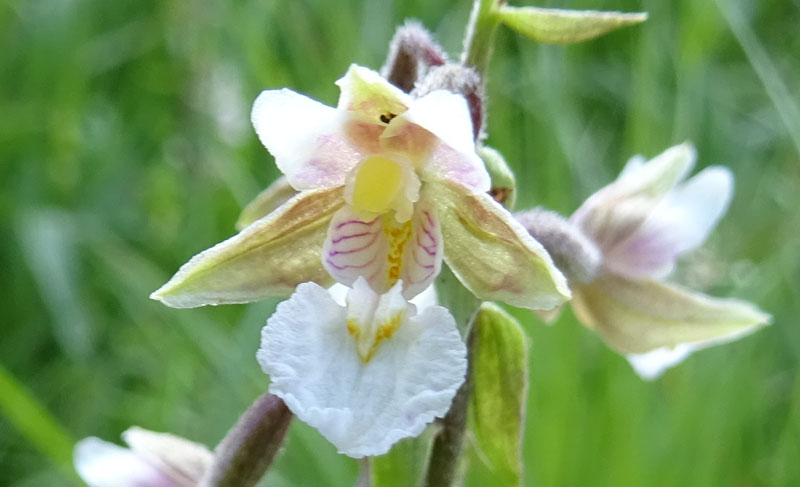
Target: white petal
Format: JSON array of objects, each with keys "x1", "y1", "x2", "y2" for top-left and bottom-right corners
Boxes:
[
  {"x1": 327, "y1": 282, "x2": 349, "y2": 306},
  {"x1": 322, "y1": 195, "x2": 443, "y2": 299},
  {"x1": 626, "y1": 346, "x2": 693, "y2": 380},
  {"x1": 251, "y1": 89, "x2": 362, "y2": 190},
  {"x1": 258, "y1": 282, "x2": 467, "y2": 458},
  {"x1": 605, "y1": 166, "x2": 733, "y2": 279},
  {"x1": 384, "y1": 90, "x2": 490, "y2": 192},
  {"x1": 387, "y1": 90, "x2": 474, "y2": 156},
  {"x1": 123, "y1": 427, "x2": 213, "y2": 486},
  {"x1": 626, "y1": 326, "x2": 757, "y2": 380},
  {"x1": 74, "y1": 437, "x2": 173, "y2": 487},
  {"x1": 410, "y1": 284, "x2": 438, "y2": 311}
]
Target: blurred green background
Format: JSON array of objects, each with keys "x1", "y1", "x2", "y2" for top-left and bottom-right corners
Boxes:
[{"x1": 1, "y1": 0, "x2": 798, "y2": 485}]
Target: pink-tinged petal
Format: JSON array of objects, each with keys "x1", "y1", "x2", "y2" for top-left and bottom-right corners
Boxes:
[
  {"x1": 604, "y1": 166, "x2": 734, "y2": 279},
  {"x1": 386, "y1": 90, "x2": 475, "y2": 155},
  {"x1": 383, "y1": 90, "x2": 490, "y2": 192},
  {"x1": 424, "y1": 142, "x2": 491, "y2": 193},
  {"x1": 336, "y1": 64, "x2": 412, "y2": 120},
  {"x1": 322, "y1": 196, "x2": 443, "y2": 299},
  {"x1": 322, "y1": 208, "x2": 388, "y2": 291},
  {"x1": 401, "y1": 195, "x2": 444, "y2": 299},
  {"x1": 74, "y1": 438, "x2": 174, "y2": 487},
  {"x1": 571, "y1": 143, "x2": 696, "y2": 252},
  {"x1": 251, "y1": 89, "x2": 362, "y2": 190}
]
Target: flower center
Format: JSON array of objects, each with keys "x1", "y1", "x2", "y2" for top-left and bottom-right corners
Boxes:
[{"x1": 351, "y1": 155, "x2": 405, "y2": 215}]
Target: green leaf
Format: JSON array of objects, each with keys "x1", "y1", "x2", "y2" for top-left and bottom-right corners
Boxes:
[
  {"x1": 0, "y1": 362, "x2": 78, "y2": 478},
  {"x1": 469, "y1": 303, "x2": 528, "y2": 486},
  {"x1": 151, "y1": 187, "x2": 342, "y2": 308},
  {"x1": 371, "y1": 429, "x2": 435, "y2": 487},
  {"x1": 498, "y1": 6, "x2": 647, "y2": 45}
]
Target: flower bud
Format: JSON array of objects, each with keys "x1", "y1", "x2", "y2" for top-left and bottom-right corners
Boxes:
[
  {"x1": 199, "y1": 393, "x2": 292, "y2": 487},
  {"x1": 381, "y1": 20, "x2": 448, "y2": 93},
  {"x1": 515, "y1": 207, "x2": 602, "y2": 285}
]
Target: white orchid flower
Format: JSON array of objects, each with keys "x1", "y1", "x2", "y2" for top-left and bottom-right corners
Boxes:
[
  {"x1": 257, "y1": 277, "x2": 466, "y2": 457},
  {"x1": 74, "y1": 427, "x2": 212, "y2": 487},
  {"x1": 569, "y1": 143, "x2": 770, "y2": 379},
  {"x1": 151, "y1": 64, "x2": 569, "y2": 311}
]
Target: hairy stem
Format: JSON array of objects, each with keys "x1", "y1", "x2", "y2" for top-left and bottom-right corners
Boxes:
[
  {"x1": 461, "y1": 0, "x2": 505, "y2": 76},
  {"x1": 199, "y1": 393, "x2": 292, "y2": 487},
  {"x1": 423, "y1": 323, "x2": 476, "y2": 487}
]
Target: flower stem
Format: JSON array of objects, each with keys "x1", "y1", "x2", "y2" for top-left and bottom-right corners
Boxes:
[
  {"x1": 199, "y1": 393, "x2": 292, "y2": 487},
  {"x1": 423, "y1": 322, "x2": 476, "y2": 487},
  {"x1": 461, "y1": 0, "x2": 505, "y2": 77}
]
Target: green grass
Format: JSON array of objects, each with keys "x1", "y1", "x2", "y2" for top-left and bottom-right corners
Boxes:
[{"x1": 1, "y1": 0, "x2": 798, "y2": 485}]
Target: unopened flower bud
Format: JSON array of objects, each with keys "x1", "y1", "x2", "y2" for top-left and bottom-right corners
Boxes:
[
  {"x1": 382, "y1": 20, "x2": 448, "y2": 93},
  {"x1": 478, "y1": 145, "x2": 516, "y2": 209},
  {"x1": 199, "y1": 393, "x2": 292, "y2": 487},
  {"x1": 515, "y1": 207, "x2": 602, "y2": 285}
]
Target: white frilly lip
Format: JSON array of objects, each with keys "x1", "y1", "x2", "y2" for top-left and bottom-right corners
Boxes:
[{"x1": 258, "y1": 279, "x2": 466, "y2": 458}]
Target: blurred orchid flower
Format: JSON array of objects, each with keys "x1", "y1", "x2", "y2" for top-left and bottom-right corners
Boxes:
[
  {"x1": 151, "y1": 64, "x2": 569, "y2": 311},
  {"x1": 568, "y1": 143, "x2": 770, "y2": 378},
  {"x1": 257, "y1": 277, "x2": 466, "y2": 457},
  {"x1": 74, "y1": 427, "x2": 212, "y2": 487}
]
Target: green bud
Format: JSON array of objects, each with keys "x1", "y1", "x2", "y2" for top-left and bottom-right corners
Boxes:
[
  {"x1": 498, "y1": 5, "x2": 647, "y2": 45},
  {"x1": 478, "y1": 145, "x2": 516, "y2": 209}
]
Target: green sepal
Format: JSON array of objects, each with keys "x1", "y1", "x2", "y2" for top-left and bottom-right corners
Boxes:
[
  {"x1": 151, "y1": 187, "x2": 342, "y2": 308},
  {"x1": 469, "y1": 302, "x2": 528, "y2": 486},
  {"x1": 573, "y1": 274, "x2": 772, "y2": 354},
  {"x1": 426, "y1": 179, "x2": 570, "y2": 311},
  {"x1": 498, "y1": 5, "x2": 647, "y2": 45},
  {"x1": 236, "y1": 176, "x2": 297, "y2": 231}
]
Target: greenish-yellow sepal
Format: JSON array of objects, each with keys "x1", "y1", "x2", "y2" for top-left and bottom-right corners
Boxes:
[
  {"x1": 498, "y1": 6, "x2": 647, "y2": 45},
  {"x1": 470, "y1": 303, "x2": 527, "y2": 486},
  {"x1": 426, "y1": 180, "x2": 570, "y2": 310},
  {"x1": 572, "y1": 274, "x2": 771, "y2": 354},
  {"x1": 236, "y1": 176, "x2": 298, "y2": 231},
  {"x1": 151, "y1": 187, "x2": 343, "y2": 308}
]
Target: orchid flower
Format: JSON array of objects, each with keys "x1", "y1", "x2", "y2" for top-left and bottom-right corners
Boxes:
[
  {"x1": 151, "y1": 64, "x2": 569, "y2": 311},
  {"x1": 257, "y1": 277, "x2": 466, "y2": 457},
  {"x1": 74, "y1": 427, "x2": 212, "y2": 487},
  {"x1": 567, "y1": 143, "x2": 770, "y2": 378}
]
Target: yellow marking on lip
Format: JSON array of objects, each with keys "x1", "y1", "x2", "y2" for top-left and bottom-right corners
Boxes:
[
  {"x1": 348, "y1": 311, "x2": 406, "y2": 363},
  {"x1": 384, "y1": 217, "x2": 413, "y2": 287}
]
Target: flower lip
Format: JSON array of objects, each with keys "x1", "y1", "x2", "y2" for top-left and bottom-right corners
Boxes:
[{"x1": 258, "y1": 279, "x2": 467, "y2": 458}]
